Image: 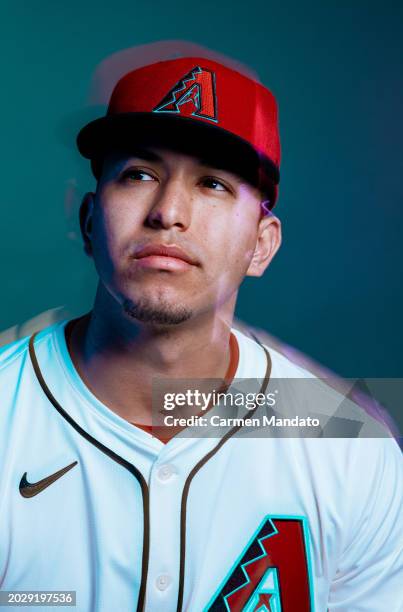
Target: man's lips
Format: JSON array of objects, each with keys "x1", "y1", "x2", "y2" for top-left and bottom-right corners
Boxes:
[{"x1": 132, "y1": 244, "x2": 199, "y2": 271}]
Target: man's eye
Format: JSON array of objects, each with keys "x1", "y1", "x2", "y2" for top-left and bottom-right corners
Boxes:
[
  {"x1": 122, "y1": 169, "x2": 155, "y2": 182},
  {"x1": 200, "y1": 177, "x2": 229, "y2": 192}
]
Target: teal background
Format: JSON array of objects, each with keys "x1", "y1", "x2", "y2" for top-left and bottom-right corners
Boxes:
[{"x1": 1, "y1": 1, "x2": 402, "y2": 377}]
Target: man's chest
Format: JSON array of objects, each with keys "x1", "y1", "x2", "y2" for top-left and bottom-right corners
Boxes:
[{"x1": 1, "y1": 400, "x2": 342, "y2": 612}]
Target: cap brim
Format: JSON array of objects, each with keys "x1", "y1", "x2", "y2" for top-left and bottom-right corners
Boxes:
[{"x1": 77, "y1": 112, "x2": 279, "y2": 202}]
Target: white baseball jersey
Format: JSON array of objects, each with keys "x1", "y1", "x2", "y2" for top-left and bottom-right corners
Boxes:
[{"x1": 0, "y1": 319, "x2": 402, "y2": 611}]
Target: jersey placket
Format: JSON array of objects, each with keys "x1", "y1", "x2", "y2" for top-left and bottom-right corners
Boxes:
[{"x1": 144, "y1": 436, "x2": 222, "y2": 611}]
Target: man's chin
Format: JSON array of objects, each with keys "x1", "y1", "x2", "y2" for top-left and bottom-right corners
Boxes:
[{"x1": 122, "y1": 298, "x2": 193, "y2": 325}]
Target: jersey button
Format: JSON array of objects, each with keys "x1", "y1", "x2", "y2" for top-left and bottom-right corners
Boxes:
[
  {"x1": 156, "y1": 574, "x2": 171, "y2": 591},
  {"x1": 157, "y1": 464, "x2": 175, "y2": 481}
]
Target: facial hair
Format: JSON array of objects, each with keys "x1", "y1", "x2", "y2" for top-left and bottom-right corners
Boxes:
[{"x1": 122, "y1": 297, "x2": 193, "y2": 325}]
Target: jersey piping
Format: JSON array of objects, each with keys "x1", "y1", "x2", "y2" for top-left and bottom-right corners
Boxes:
[
  {"x1": 176, "y1": 343, "x2": 272, "y2": 611},
  {"x1": 28, "y1": 332, "x2": 149, "y2": 612},
  {"x1": 28, "y1": 329, "x2": 271, "y2": 612}
]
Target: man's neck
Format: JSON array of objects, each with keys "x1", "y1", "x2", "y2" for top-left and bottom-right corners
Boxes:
[{"x1": 67, "y1": 299, "x2": 236, "y2": 427}]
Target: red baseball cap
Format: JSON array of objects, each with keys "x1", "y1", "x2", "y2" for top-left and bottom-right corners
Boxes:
[{"x1": 77, "y1": 56, "x2": 281, "y2": 207}]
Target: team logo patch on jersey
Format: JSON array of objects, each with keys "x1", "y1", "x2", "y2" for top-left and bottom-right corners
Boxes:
[
  {"x1": 205, "y1": 515, "x2": 314, "y2": 612},
  {"x1": 153, "y1": 66, "x2": 218, "y2": 123}
]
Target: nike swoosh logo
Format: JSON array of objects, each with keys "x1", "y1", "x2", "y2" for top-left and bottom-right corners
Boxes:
[{"x1": 19, "y1": 461, "x2": 78, "y2": 498}]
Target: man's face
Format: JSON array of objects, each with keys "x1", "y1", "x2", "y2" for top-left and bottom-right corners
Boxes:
[{"x1": 81, "y1": 145, "x2": 281, "y2": 325}]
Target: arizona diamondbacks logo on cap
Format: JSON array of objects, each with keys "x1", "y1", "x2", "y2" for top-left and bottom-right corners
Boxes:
[{"x1": 153, "y1": 66, "x2": 218, "y2": 123}]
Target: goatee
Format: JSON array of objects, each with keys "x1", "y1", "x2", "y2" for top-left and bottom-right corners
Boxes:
[{"x1": 122, "y1": 298, "x2": 193, "y2": 325}]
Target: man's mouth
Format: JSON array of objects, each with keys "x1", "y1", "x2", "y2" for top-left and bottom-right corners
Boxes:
[{"x1": 132, "y1": 243, "x2": 199, "y2": 272}]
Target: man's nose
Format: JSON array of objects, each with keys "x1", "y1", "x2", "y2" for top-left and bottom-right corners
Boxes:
[{"x1": 145, "y1": 178, "x2": 192, "y2": 231}]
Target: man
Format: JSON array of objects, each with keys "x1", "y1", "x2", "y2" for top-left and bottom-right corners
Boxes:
[{"x1": 0, "y1": 56, "x2": 401, "y2": 611}]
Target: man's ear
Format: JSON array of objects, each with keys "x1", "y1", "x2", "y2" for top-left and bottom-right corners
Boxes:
[
  {"x1": 79, "y1": 192, "x2": 95, "y2": 257},
  {"x1": 246, "y1": 212, "x2": 282, "y2": 277}
]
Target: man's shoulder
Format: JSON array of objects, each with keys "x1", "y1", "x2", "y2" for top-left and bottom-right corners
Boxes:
[
  {"x1": 232, "y1": 326, "x2": 317, "y2": 380},
  {"x1": 0, "y1": 320, "x2": 65, "y2": 377},
  {"x1": 233, "y1": 326, "x2": 400, "y2": 441},
  {"x1": 0, "y1": 335, "x2": 31, "y2": 374}
]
